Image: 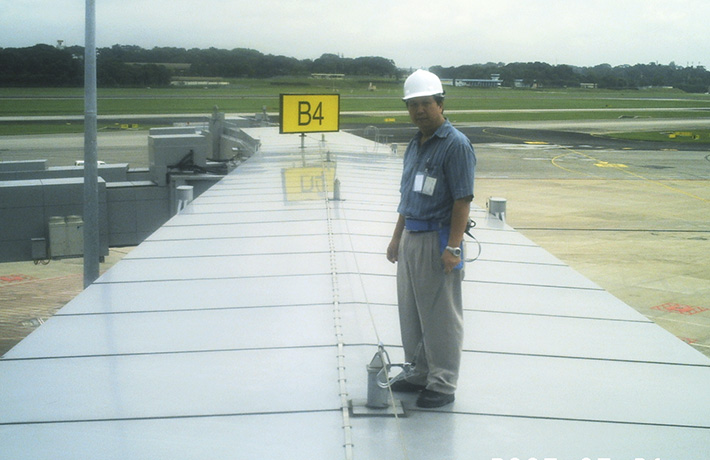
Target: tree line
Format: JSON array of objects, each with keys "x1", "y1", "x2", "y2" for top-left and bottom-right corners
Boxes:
[
  {"x1": 1, "y1": 43, "x2": 709, "y2": 93},
  {"x1": 431, "y1": 61, "x2": 710, "y2": 93},
  {"x1": 0, "y1": 44, "x2": 398, "y2": 87}
]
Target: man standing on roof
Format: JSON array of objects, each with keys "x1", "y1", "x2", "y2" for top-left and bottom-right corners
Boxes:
[{"x1": 386, "y1": 69, "x2": 476, "y2": 408}]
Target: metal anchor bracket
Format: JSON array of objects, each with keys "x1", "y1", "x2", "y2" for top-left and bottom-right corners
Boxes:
[{"x1": 349, "y1": 345, "x2": 408, "y2": 417}]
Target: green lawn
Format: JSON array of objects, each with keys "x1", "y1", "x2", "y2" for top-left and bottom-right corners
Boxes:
[
  {"x1": 603, "y1": 129, "x2": 710, "y2": 144},
  {"x1": 2, "y1": 78, "x2": 710, "y2": 137}
]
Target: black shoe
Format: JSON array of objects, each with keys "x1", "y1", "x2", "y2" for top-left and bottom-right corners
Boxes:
[
  {"x1": 388, "y1": 378, "x2": 426, "y2": 393},
  {"x1": 416, "y1": 389, "x2": 455, "y2": 408}
]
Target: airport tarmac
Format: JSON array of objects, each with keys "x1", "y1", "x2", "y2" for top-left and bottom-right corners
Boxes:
[{"x1": 1, "y1": 119, "x2": 709, "y2": 358}]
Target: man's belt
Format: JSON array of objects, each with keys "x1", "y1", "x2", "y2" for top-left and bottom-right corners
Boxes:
[{"x1": 405, "y1": 218, "x2": 445, "y2": 232}]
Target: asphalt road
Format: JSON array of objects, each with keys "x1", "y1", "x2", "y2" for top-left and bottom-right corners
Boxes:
[
  {"x1": 2, "y1": 116, "x2": 709, "y2": 170},
  {"x1": 0, "y1": 131, "x2": 151, "y2": 168},
  {"x1": 347, "y1": 122, "x2": 710, "y2": 152}
]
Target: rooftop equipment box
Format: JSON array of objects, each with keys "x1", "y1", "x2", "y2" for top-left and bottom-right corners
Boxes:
[
  {"x1": 48, "y1": 215, "x2": 84, "y2": 258},
  {"x1": 149, "y1": 134, "x2": 208, "y2": 186}
]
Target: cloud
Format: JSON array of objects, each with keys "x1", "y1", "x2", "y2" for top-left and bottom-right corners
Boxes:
[{"x1": 1, "y1": 0, "x2": 709, "y2": 68}]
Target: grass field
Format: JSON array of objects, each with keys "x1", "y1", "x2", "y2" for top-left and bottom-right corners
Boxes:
[{"x1": 2, "y1": 77, "x2": 710, "y2": 141}]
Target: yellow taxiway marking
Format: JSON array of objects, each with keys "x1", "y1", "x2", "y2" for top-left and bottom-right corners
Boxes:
[
  {"x1": 482, "y1": 127, "x2": 710, "y2": 203},
  {"x1": 554, "y1": 148, "x2": 710, "y2": 203},
  {"x1": 594, "y1": 161, "x2": 628, "y2": 168}
]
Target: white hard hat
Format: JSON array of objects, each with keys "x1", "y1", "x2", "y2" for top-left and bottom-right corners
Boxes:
[{"x1": 403, "y1": 69, "x2": 444, "y2": 101}]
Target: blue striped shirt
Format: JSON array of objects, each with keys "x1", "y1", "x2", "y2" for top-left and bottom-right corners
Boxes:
[{"x1": 397, "y1": 120, "x2": 476, "y2": 224}]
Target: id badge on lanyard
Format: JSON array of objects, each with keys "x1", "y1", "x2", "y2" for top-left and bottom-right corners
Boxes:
[{"x1": 413, "y1": 172, "x2": 437, "y2": 196}]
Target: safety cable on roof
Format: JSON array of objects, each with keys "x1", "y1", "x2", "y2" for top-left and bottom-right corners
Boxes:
[
  {"x1": 319, "y1": 143, "x2": 412, "y2": 460},
  {"x1": 321, "y1": 160, "x2": 355, "y2": 460}
]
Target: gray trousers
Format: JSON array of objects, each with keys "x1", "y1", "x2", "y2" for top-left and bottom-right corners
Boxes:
[{"x1": 397, "y1": 230, "x2": 465, "y2": 394}]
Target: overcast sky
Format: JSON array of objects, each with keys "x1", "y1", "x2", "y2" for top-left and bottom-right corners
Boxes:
[{"x1": 2, "y1": 0, "x2": 709, "y2": 69}]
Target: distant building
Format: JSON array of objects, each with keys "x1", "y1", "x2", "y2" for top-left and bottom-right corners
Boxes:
[
  {"x1": 514, "y1": 79, "x2": 539, "y2": 89},
  {"x1": 170, "y1": 77, "x2": 229, "y2": 87},
  {"x1": 311, "y1": 73, "x2": 345, "y2": 80},
  {"x1": 443, "y1": 74, "x2": 502, "y2": 88},
  {"x1": 580, "y1": 82, "x2": 598, "y2": 89}
]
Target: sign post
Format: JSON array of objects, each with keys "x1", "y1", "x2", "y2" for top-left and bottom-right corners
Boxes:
[{"x1": 279, "y1": 94, "x2": 341, "y2": 201}]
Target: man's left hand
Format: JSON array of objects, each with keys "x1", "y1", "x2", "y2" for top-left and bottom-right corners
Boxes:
[{"x1": 441, "y1": 251, "x2": 461, "y2": 274}]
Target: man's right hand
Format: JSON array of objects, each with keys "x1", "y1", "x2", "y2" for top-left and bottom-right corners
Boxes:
[{"x1": 386, "y1": 239, "x2": 399, "y2": 263}]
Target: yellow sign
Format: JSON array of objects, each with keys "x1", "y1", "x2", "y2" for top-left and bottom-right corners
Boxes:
[
  {"x1": 280, "y1": 94, "x2": 340, "y2": 134},
  {"x1": 669, "y1": 131, "x2": 700, "y2": 140},
  {"x1": 282, "y1": 164, "x2": 336, "y2": 201}
]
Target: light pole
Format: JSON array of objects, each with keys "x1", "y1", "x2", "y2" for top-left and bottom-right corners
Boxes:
[{"x1": 83, "y1": 0, "x2": 99, "y2": 287}]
